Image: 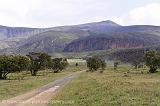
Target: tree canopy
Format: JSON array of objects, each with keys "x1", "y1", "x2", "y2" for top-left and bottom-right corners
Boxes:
[
  {"x1": 0, "y1": 55, "x2": 30, "y2": 79},
  {"x1": 52, "y1": 58, "x2": 68, "y2": 73},
  {"x1": 144, "y1": 50, "x2": 160, "y2": 73},
  {"x1": 86, "y1": 57, "x2": 106, "y2": 72}
]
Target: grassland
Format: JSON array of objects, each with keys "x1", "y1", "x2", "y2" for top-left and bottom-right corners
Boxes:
[
  {"x1": 49, "y1": 66, "x2": 160, "y2": 106},
  {"x1": 0, "y1": 61, "x2": 86, "y2": 101}
]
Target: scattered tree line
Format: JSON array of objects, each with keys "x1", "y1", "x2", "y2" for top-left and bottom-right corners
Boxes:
[
  {"x1": 0, "y1": 52, "x2": 68, "y2": 79},
  {"x1": 107, "y1": 48, "x2": 146, "y2": 63},
  {"x1": 1, "y1": 49, "x2": 160, "y2": 79},
  {"x1": 130, "y1": 50, "x2": 160, "y2": 73},
  {"x1": 86, "y1": 50, "x2": 160, "y2": 74}
]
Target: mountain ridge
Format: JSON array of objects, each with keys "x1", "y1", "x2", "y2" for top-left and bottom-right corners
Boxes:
[{"x1": 1, "y1": 20, "x2": 160, "y2": 54}]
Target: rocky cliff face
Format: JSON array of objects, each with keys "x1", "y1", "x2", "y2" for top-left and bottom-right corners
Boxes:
[
  {"x1": 63, "y1": 32, "x2": 160, "y2": 52},
  {"x1": 64, "y1": 38, "x2": 143, "y2": 52}
]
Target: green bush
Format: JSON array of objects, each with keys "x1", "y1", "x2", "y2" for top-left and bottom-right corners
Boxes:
[
  {"x1": 86, "y1": 57, "x2": 106, "y2": 72},
  {"x1": 27, "y1": 52, "x2": 52, "y2": 76},
  {"x1": 114, "y1": 61, "x2": 120, "y2": 70},
  {"x1": 144, "y1": 50, "x2": 160, "y2": 73},
  {"x1": 0, "y1": 55, "x2": 30, "y2": 79},
  {"x1": 52, "y1": 58, "x2": 69, "y2": 73}
]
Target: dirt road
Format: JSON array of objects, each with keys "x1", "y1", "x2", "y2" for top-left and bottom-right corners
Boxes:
[{"x1": 0, "y1": 71, "x2": 83, "y2": 106}]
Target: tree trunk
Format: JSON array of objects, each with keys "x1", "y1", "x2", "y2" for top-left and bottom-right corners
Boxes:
[
  {"x1": 0, "y1": 72, "x2": 8, "y2": 79},
  {"x1": 31, "y1": 70, "x2": 37, "y2": 76},
  {"x1": 54, "y1": 70, "x2": 59, "y2": 73},
  {"x1": 0, "y1": 71, "x2": 3, "y2": 79},
  {"x1": 149, "y1": 67, "x2": 157, "y2": 73}
]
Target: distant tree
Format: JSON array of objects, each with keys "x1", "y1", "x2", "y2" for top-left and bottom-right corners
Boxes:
[
  {"x1": 52, "y1": 58, "x2": 68, "y2": 73},
  {"x1": 114, "y1": 61, "x2": 120, "y2": 70},
  {"x1": 87, "y1": 57, "x2": 106, "y2": 72},
  {"x1": 99, "y1": 59, "x2": 106, "y2": 73},
  {"x1": 100, "y1": 59, "x2": 106, "y2": 70},
  {"x1": 144, "y1": 50, "x2": 160, "y2": 73},
  {"x1": 75, "y1": 63, "x2": 78, "y2": 67},
  {"x1": 87, "y1": 57, "x2": 100, "y2": 71}
]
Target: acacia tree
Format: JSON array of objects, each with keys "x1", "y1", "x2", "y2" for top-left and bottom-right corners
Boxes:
[
  {"x1": 114, "y1": 61, "x2": 120, "y2": 70},
  {"x1": 52, "y1": 58, "x2": 68, "y2": 73},
  {"x1": 27, "y1": 53, "x2": 39, "y2": 76},
  {"x1": 0, "y1": 55, "x2": 30, "y2": 79},
  {"x1": 86, "y1": 57, "x2": 106, "y2": 72},
  {"x1": 38, "y1": 53, "x2": 52, "y2": 70},
  {"x1": 30, "y1": 59, "x2": 41, "y2": 76},
  {"x1": 15, "y1": 55, "x2": 30, "y2": 71},
  {"x1": 100, "y1": 59, "x2": 106, "y2": 70},
  {"x1": 144, "y1": 50, "x2": 160, "y2": 73},
  {"x1": 27, "y1": 52, "x2": 53, "y2": 76}
]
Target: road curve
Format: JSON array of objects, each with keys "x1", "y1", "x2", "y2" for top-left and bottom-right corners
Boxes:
[{"x1": 0, "y1": 71, "x2": 83, "y2": 106}]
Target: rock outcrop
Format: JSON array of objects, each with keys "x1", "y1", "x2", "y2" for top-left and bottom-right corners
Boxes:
[{"x1": 63, "y1": 32, "x2": 160, "y2": 52}]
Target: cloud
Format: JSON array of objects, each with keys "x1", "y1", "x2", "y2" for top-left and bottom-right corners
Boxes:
[
  {"x1": 112, "y1": 3, "x2": 160, "y2": 26},
  {"x1": 0, "y1": 1, "x2": 160, "y2": 27},
  {"x1": 0, "y1": 0, "x2": 111, "y2": 27},
  {"x1": 129, "y1": 3, "x2": 160, "y2": 25}
]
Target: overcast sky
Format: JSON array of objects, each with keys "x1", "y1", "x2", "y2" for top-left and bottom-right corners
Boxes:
[{"x1": 0, "y1": 0, "x2": 160, "y2": 27}]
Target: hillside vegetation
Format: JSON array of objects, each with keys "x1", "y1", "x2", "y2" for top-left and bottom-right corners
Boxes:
[{"x1": 12, "y1": 31, "x2": 78, "y2": 53}]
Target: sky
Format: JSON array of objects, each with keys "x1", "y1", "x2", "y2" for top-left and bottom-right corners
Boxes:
[{"x1": 0, "y1": 0, "x2": 160, "y2": 28}]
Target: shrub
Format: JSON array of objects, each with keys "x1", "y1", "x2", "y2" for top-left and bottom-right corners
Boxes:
[
  {"x1": 0, "y1": 55, "x2": 30, "y2": 79},
  {"x1": 114, "y1": 61, "x2": 120, "y2": 70},
  {"x1": 75, "y1": 63, "x2": 78, "y2": 67},
  {"x1": 144, "y1": 50, "x2": 160, "y2": 73},
  {"x1": 86, "y1": 57, "x2": 106, "y2": 72},
  {"x1": 27, "y1": 52, "x2": 52, "y2": 76},
  {"x1": 52, "y1": 58, "x2": 69, "y2": 73}
]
